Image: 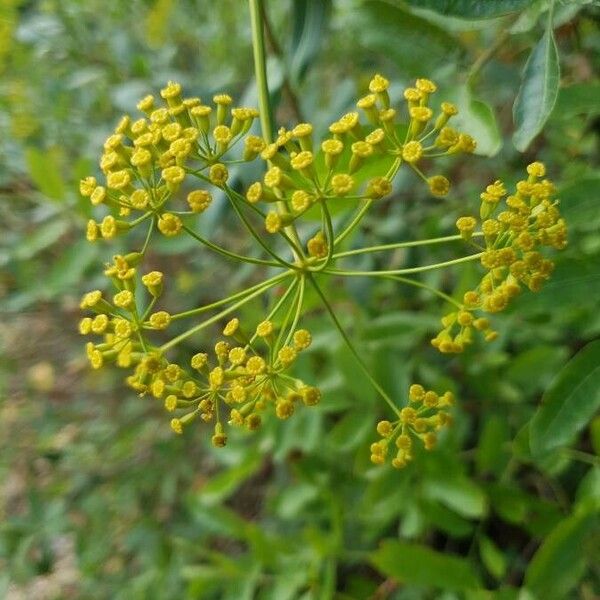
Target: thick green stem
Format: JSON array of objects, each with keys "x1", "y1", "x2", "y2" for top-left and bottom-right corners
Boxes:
[{"x1": 249, "y1": 0, "x2": 304, "y2": 259}]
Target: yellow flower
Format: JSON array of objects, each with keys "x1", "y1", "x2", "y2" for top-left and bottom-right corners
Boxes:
[
  {"x1": 158, "y1": 213, "x2": 182, "y2": 237},
  {"x1": 307, "y1": 231, "x2": 328, "y2": 258},
  {"x1": 293, "y1": 329, "x2": 312, "y2": 350},
  {"x1": 369, "y1": 74, "x2": 389, "y2": 93},
  {"x1": 427, "y1": 175, "x2": 450, "y2": 197},
  {"x1": 80, "y1": 176, "x2": 97, "y2": 197},
  {"x1": 365, "y1": 177, "x2": 392, "y2": 199},
  {"x1": 223, "y1": 318, "x2": 239, "y2": 336},
  {"x1": 256, "y1": 320, "x2": 274, "y2": 337},
  {"x1": 187, "y1": 190, "x2": 212, "y2": 213},
  {"x1": 209, "y1": 163, "x2": 229, "y2": 186},
  {"x1": 331, "y1": 174, "x2": 354, "y2": 196},
  {"x1": 149, "y1": 311, "x2": 171, "y2": 330},
  {"x1": 113, "y1": 290, "x2": 134, "y2": 310},
  {"x1": 409, "y1": 106, "x2": 433, "y2": 123},
  {"x1": 402, "y1": 141, "x2": 423, "y2": 163}
]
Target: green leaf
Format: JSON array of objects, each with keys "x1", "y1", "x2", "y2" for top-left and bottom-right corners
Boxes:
[
  {"x1": 289, "y1": 0, "x2": 332, "y2": 85},
  {"x1": 423, "y1": 473, "x2": 488, "y2": 518},
  {"x1": 370, "y1": 540, "x2": 481, "y2": 591},
  {"x1": 24, "y1": 147, "x2": 66, "y2": 201},
  {"x1": 360, "y1": 1, "x2": 459, "y2": 77},
  {"x1": 530, "y1": 340, "x2": 600, "y2": 457},
  {"x1": 553, "y1": 82, "x2": 600, "y2": 118},
  {"x1": 400, "y1": 0, "x2": 532, "y2": 19},
  {"x1": 512, "y1": 16, "x2": 560, "y2": 151},
  {"x1": 446, "y1": 84, "x2": 502, "y2": 156},
  {"x1": 328, "y1": 409, "x2": 373, "y2": 452},
  {"x1": 197, "y1": 453, "x2": 262, "y2": 506},
  {"x1": 557, "y1": 175, "x2": 600, "y2": 231},
  {"x1": 525, "y1": 506, "x2": 597, "y2": 599},
  {"x1": 479, "y1": 536, "x2": 508, "y2": 580}
]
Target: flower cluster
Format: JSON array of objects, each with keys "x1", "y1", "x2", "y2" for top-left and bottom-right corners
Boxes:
[
  {"x1": 78, "y1": 73, "x2": 565, "y2": 466},
  {"x1": 246, "y1": 75, "x2": 476, "y2": 258},
  {"x1": 371, "y1": 384, "x2": 454, "y2": 469},
  {"x1": 80, "y1": 81, "x2": 260, "y2": 243},
  {"x1": 79, "y1": 267, "x2": 319, "y2": 445},
  {"x1": 432, "y1": 163, "x2": 567, "y2": 353}
]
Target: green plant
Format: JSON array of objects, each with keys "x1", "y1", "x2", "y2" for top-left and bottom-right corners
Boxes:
[{"x1": 78, "y1": 0, "x2": 566, "y2": 471}]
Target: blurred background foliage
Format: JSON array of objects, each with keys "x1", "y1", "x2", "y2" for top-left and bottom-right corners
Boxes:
[{"x1": 1, "y1": 0, "x2": 599, "y2": 598}]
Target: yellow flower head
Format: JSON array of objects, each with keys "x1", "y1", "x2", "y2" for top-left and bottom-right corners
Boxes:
[
  {"x1": 366, "y1": 176, "x2": 392, "y2": 199},
  {"x1": 293, "y1": 329, "x2": 312, "y2": 350},
  {"x1": 428, "y1": 175, "x2": 450, "y2": 197},
  {"x1": 158, "y1": 213, "x2": 182, "y2": 237},
  {"x1": 331, "y1": 174, "x2": 355, "y2": 196},
  {"x1": 402, "y1": 140, "x2": 423, "y2": 163},
  {"x1": 149, "y1": 311, "x2": 171, "y2": 330},
  {"x1": 409, "y1": 106, "x2": 433, "y2": 123},
  {"x1": 209, "y1": 163, "x2": 229, "y2": 186},
  {"x1": 187, "y1": 190, "x2": 212, "y2": 213},
  {"x1": 369, "y1": 74, "x2": 390, "y2": 94},
  {"x1": 223, "y1": 318, "x2": 239, "y2": 336}
]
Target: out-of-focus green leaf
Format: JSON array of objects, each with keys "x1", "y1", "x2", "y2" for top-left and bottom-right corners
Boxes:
[
  {"x1": 12, "y1": 219, "x2": 69, "y2": 261},
  {"x1": 370, "y1": 540, "x2": 481, "y2": 591},
  {"x1": 476, "y1": 415, "x2": 510, "y2": 475},
  {"x1": 530, "y1": 340, "x2": 600, "y2": 457},
  {"x1": 558, "y1": 175, "x2": 600, "y2": 231},
  {"x1": 524, "y1": 505, "x2": 597, "y2": 599},
  {"x1": 289, "y1": 0, "x2": 332, "y2": 85},
  {"x1": 400, "y1": 0, "x2": 532, "y2": 19},
  {"x1": 447, "y1": 84, "x2": 502, "y2": 156},
  {"x1": 423, "y1": 472, "x2": 488, "y2": 518},
  {"x1": 553, "y1": 82, "x2": 600, "y2": 118},
  {"x1": 360, "y1": 1, "x2": 458, "y2": 77},
  {"x1": 328, "y1": 409, "x2": 373, "y2": 452},
  {"x1": 25, "y1": 147, "x2": 66, "y2": 201},
  {"x1": 197, "y1": 453, "x2": 262, "y2": 506},
  {"x1": 480, "y1": 536, "x2": 507, "y2": 580},
  {"x1": 513, "y1": 15, "x2": 560, "y2": 151}
]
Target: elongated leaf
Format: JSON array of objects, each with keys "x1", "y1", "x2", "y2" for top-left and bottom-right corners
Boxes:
[
  {"x1": 289, "y1": 0, "x2": 332, "y2": 85},
  {"x1": 360, "y1": 1, "x2": 458, "y2": 77},
  {"x1": 530, "y1": 340, "x2": 600, "y2": 457},
  {"x1": 25, "y1": 147, "x2": 66, "y2": 201},
  {"x1": 400, "y1": 0, "x2": 532, "y2": 19},
  {"x1": 525, "y1": 506, "x2": 597, "y2": 598},
  {"x1": 370, "y1": 540, "x2": 481, "y2": 591},
  {"x1": 513, "y1": 17, "x2": 560, "y2": 151}
]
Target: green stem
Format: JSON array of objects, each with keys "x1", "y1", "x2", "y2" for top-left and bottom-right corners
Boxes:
[
  {"x1": 247, "y1": 277, "x2": 299, "y2": 347},
  {"x1": 332, "y1": 233, "x2": 484, "y2": 258},
  {"x1": 307, "y1": 273, "x2": 400, "y2": 417},
  {"x1": 322, "y1": 253, "x2": 483, "y2": 277},
  {"x1": 283, "y1": 275, "x2": 305, "y2": 347},
  {"x1": 249, "y1": 0, "x2": 273, "y2": 144},
  {"x1": 224, "y1": 186, "x2": 297, "y2": 269},
  {"x1": 160, "y1": 281, "x2": 278, "y2": 352},
  {"x1": 170, "y1": 271, "x2": 290, "y2": 321},
  {"x1": 333, "y1": 199, "x2": 372, "y2": 248},
  {"x1": 249, "y1": 0, "x2": 304, "y2": 258},
  {"x1": 378, "y1": 274, "x2": 462, "y2": 309},
  {"x1": 182, "y1": 224, "x2": 280, "y2": 267},
  {"x1": 315, "y1": 200, "x2": 335, "y2": 271}
]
